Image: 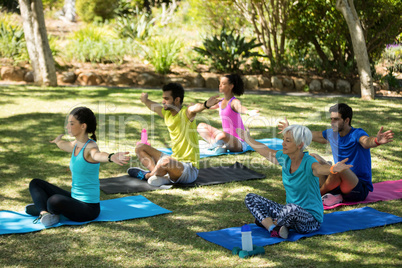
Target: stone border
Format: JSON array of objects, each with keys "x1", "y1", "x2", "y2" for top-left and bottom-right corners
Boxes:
[{"x1": 0, "y1": 66, "x2": 395, "y2": 96}]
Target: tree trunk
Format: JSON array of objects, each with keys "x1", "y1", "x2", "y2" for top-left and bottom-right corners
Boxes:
[
  {"x1": 63, "y1": 0, "x2": 76, "y2": 22},
  {"x1": 18, "y1": 0, "x2": 57, "y2": 86},
  {"x1": 336, "y1": 0, "x2": 374, "y2": 100}
]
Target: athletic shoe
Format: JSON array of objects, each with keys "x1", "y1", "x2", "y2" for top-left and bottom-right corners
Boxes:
[
  {"x1": 127, "y1": 167, "x2": 149, "y2": 180},
  {"x1": 214, "y1": 146, "x2": 227, "y2": 154},
  {"x1": 208, "y1": 140, "x2": 225, "y2": 150},
  {"x1": 33, "y1": 213, "x2": 60, "y2": 227},
  {"x1": 25, "y1": 203, "x2": 40, "y2": 216},
  {"x1": 147, "y1": 175, "x2": 171, "y2": 187},
  {"x1": 322, "y1": 193, "x2": 343, "y2": 206},
  {"x1": 270, "y1": 225, "x2": 289, "y2": 239}
]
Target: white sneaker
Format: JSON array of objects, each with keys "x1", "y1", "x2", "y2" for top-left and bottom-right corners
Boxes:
[
  {"x1": 214, "y1": 146, "x2": 227, "y2": 154},
  {"x1": 147, "y1": 175, "x2": 171, "y2": 187},
  {"x1": 40, "y1": 213, "x2": 60, "y2": 227},
  {"x1": 322, "y1": 193, "x2": 343, "y2": 206}
]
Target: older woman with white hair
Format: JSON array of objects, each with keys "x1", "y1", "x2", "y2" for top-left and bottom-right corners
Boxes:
[{"x1": 236, "y1": 125, "x2": 352, "y2": 239}]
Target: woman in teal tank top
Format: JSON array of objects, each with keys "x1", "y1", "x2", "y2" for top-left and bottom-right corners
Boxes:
[{"x1": 26, "y1": 107, "x2": 130, "y2": 227}]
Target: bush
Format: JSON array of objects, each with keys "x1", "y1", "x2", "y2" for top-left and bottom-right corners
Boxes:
[
  {"x1": 0, "y1": 22, "x2": 28, "y2": 62},
  {"x1": 140, "y1": 37, "x2": 183, "y2": 74},
  {"x1": 76, "y1": 0, "x2": 119, "y2": 23},
  {"x1": 194, "y1": 28, "x2": 263, "y2": 73},
  {"x1": 114, "y1": 12, "x2": 155, "y2": 40},
  {"x1": 64, "y1": 25, "x2": 130, "y2": 63}
]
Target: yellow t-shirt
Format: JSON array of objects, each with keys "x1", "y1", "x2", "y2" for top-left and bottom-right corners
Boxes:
[{"x1": 161, "y1": 106, "x2": 200, "y2": 168}]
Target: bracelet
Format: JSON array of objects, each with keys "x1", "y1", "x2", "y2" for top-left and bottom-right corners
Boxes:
[
  {"x1": 374, "y1": 138, "x2": 381, "y2": 146},
  {"x1": 330, "y1": 165, "x2": 338, "y2": 175},
  {"x1": 108, "y1": 153, "x2": 115, "y2": 162},
  {"x1": 203, "y1": 100, "x2": 210, "y2": 109}
]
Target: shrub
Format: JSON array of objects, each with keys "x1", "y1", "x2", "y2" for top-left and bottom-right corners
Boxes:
[
  {"x1": 64, "y1": 25, "x2": 129, "y2": 63},
  {"x1": 194, "y1": 28, "x2": 263, "y2": 73},
  {"x1": 115, "y1": 12, "x2": 155, "y2": 40},
  {"x1": 140, "y1": 37, "x2": 183, "y2": 74},
  {"x1": 0, "y1": 22, "x2": 28, "y2": 62},
  {"x1": 76, "y1": 0, "x2": 119, "y2": 23}
]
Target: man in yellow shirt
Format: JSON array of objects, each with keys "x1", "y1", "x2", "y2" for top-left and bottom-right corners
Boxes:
[{"x1": 128, "y1": 83, "x2": 221, "y2": 186}]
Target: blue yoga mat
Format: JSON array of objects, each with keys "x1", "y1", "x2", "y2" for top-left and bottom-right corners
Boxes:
[
  {"x1": 0, "y1": 195, "x2": 171, "y2": 235},
  {"x1": 197, "y1": 207, "x2": 402, "y2": 250},
  {"x1": 158, "y1": 138, "x2": 283, "y2": 158}
]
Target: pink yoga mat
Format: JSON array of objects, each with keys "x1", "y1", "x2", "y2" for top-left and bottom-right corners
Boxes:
[{"x1": 324, "y1": 179, "x2": 402, "y2": 210}]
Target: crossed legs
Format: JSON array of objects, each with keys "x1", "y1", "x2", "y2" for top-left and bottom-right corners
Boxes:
[
  {"x1": 310, "y1": 153, "x2": 359, "y2": 196},
  {"x1": 197, "y1": 123, "x2": 243, "y2": 152},
  {"x1": 135, "y1": 143, "x2": 184, "y2": 182}
]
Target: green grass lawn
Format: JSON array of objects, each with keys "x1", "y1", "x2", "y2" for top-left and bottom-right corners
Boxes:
[{"x1": 0, "y1": 85, "x2": 401, "y2": 267}]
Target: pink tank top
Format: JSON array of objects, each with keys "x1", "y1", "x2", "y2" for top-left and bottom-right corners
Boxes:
[{"x1": 219, "y1": 97, "x2": 245, "y2": 141}]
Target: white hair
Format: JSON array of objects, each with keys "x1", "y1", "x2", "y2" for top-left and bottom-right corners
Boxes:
[{"x1": 282, "y1": 125, "x2": 312, "y2": 150}]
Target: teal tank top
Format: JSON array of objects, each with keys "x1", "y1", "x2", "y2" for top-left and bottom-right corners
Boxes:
[{"x1": 70, "y1": 139, "x2": 100, "y2": 203}]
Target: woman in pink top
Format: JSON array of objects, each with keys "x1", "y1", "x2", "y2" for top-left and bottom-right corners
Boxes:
[{"x1": 197, "y1": 74, "x2": 259, "y2": 153}]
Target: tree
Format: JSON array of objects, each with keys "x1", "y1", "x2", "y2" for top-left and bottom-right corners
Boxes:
[
  {"x1": 336, "y1": 0, "x2": 374, "y2": 100},
  {"x1": 62, "y1": 0, "x2": 76, "y2": 22},
  {"x1": 288, "y1": 0, "x2": 401, "y2": 97},
  {"x1": 234, "y1": 0, "x2": 291, "y2": 71},
  {"x1": 18, "y1": 0, "x2": 57, "y2": 86}
]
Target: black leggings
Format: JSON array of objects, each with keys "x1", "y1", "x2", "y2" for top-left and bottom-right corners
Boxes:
[{"x1": 29, "y1": 178, "x2": 100, "y2": 222}]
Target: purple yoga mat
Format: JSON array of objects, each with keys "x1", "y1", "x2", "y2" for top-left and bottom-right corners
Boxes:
[{"x1": 324, "y1": 179, "x2": 402, "y2": 210}]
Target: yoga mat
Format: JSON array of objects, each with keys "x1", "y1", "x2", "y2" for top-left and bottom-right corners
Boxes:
[
  {"x1": 100, "y1": 162, "x2": 265, "y2": 194},
  {"x1": 196, "y1": 207, "x2": 402, "y2": 250},
  {"x1": 158, "y1": 138, "x2": 283, "y2": 158},
  {"x1": 0, "y1": 195, "x2": 171, "y2": 235},
  {"x1": 324, "y1": 179, "x2": 402, "y2": 210}
]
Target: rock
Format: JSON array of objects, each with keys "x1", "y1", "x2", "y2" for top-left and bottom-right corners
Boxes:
[
  {"x1": 24, "y1": 71, "x2": 35, "y2": 83},
  {"x1": 109, "y1": 73, "x2": 133, "y2": 85},
  {"x1": 282, "y1": 77, "x2": 294, "y2": 90},
  {"x1": 192, "y1": 73, "x2": 205, "y2": 88},
  {"x1": 322, "y1": 79, "x2": 334, "y2": 92},
  {"x1": 205, "y1": 76, "x2": 219, "y2": 89},
  {"x1": 77, "y1": 72, "x2": 100, "y2": 86},
  {"x1": 62, "y1": 71, "x2": 77, "y2": 83},
  {"x1": 309, "y1": 79, "x2": 321, "y2": 91},
  {"x1": 257, "y1": 75, "x2": 271, "y2": 88},
  {"x1": 293, "y1": 78, "x2": 306, "y2": 91},
  {"x1": 1, "y1": 66, "x2": 25, "y2": 81},
  {"x1": 244, "y1": 75, "x2": 259, "y2": 90},
  {"x1": 271, "y1": 76, "x2": 283, "y2": 89},
  {"x1": 136, "y1": 73, "x2": 161, "y2": 87},
  {"x1": 164, "y1": 76, "x2": 191, "y2": 88},
  {"x1": 336, "y1": 79, "x2": 351, "y2": 93},
  {"x1": 352, "y1": 81, "x2": 361, "y2": 94}
]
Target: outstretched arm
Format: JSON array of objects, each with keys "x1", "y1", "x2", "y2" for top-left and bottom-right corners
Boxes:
[
  {"x1": 312, "y1": 158, "x2": 353, "y2": 177},
  {"x1": 187, "y1": 95, "x2": 222, "y2": 121},
  {"x1": 231, "y1": 99, "x2": 259, "y2": 116},
  {"x1": 89, "y1": 147, "x2": 130, "y2": 166},
  {"x1": 140, "y1": 93, "x2": 163, "y2": 117},
  {"x1": 50, "y1": 134, "x2": 74, "y2": 153},
  {"x1": 278, "y1": 117, "x2": 328, "y2": 144},
  {"x1": 359, "y1": 127, "x2": 394, "y2": 149},
  {"x1": 236, "y1": 128, "x2": 279, "y2": 165}
]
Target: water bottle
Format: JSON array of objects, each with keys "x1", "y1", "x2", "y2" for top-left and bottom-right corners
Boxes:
[
  {"x1": 137, "y1": 129, "x2": 150, "y2": 146},
  {"x1": 241, "y1": 224, "x2": 253, "y2": 252}
]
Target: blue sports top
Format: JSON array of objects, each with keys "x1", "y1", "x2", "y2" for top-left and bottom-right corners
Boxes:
[
  {"x1": 276, "y1": 150, "x2": 323, "y2": 223},
  {"x1": 70, "y1": 139, "x2": 100, "y2": 203},
  {"x1": 322, "y1": 127, "x2": 373, "y2": 191}
]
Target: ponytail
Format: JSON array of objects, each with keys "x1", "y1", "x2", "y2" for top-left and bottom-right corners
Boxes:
[{"x1": 90, "y1": 132, "x2": 97, "y2": 141}]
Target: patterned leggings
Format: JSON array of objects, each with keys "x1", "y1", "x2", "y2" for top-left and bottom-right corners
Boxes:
[{"x1": 245, "y1": 193, "x2": 321, "y2": 234}]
